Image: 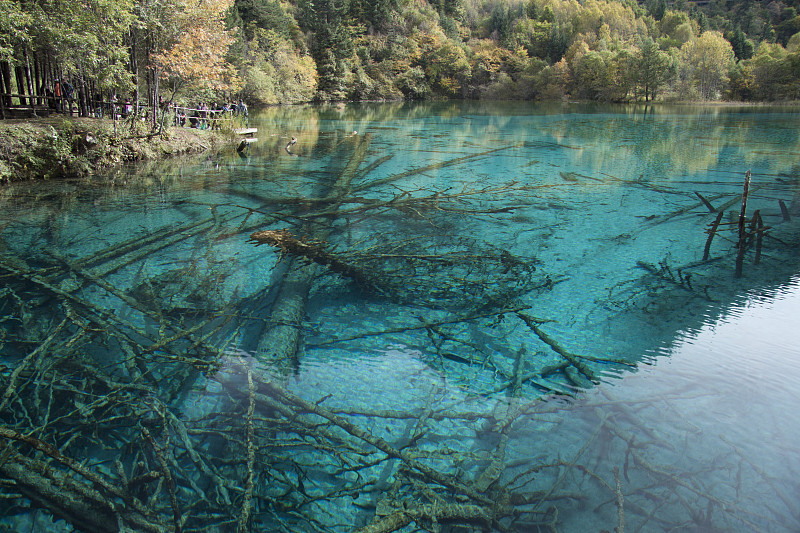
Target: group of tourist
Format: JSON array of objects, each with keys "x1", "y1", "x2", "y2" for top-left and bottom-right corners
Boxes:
[
  {"x1": 46, "y1": 78, "x2": 75, "y2": 113},
  {"x1": 44, "y1": 78, "x2": 248, "y2": 127},
  {"x1": 172, "y1": 100, "x2": 248, "y2": 129},
  {"x1": 47, "y1": 79, "x2": 123, "y2": 118}
]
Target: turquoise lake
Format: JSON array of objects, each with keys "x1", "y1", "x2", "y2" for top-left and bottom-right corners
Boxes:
[{"x1": 1, "y1": 101, "x2": 799, "y2": 532}]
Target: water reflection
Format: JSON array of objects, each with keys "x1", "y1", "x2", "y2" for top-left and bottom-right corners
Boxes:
[{"x1": 0, "y1": 103, "x2": 799, "y2": 532}]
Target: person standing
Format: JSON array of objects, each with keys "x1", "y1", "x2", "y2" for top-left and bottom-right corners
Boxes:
[
  {"x1": 61, "y1": 80, "x2": 74, "y2": 115},
  {"x1": 54, "y1": 79, "x2": 62, "y2": 112},
  {"x1": 238, "y1": 99, "x2": 248, "y2": 127}
]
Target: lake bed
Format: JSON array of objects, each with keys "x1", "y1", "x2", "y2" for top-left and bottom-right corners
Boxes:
[{"x1": 1, "y1": 101, "x2": 799, "y2": 532}]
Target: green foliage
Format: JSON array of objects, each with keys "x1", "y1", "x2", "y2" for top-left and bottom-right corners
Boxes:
[
  {"x1": 775, "y1": 14, "x2": 800, "y2": 45},
  {"x1": 547, "y1": 23, "x2": 571, "y2": 63},
  {"x1": 646, "y1": 0, "x2": 667, "y2": 22},
  {"x1": 3, "y1": 0, "x2": 800, "y2": 117},
  {"x1": 350, "y1": 0, "x2": 400, "y2": 28},
  {"x1": 660, "y1": 10, "x2": 692, "y2": 40},
  {"x1": 511, "y1": 17, "x2": 553, "y2": 59},
  {"x1": 440, "y1": 16, "x2": 461, "y2": 40},
  {"x1": 0, "y1": 0, "x2": 31, "y2": 63},
  {"x1": 396, "y1": 66, "x2": 430, "y2": 99},
  {"x1": 34, "y1": 0, "x2": 134, "y2": 92},
  {"x1": 696, "y1": 12, "x2": 709, "y2": 33},
  {"x1": 236, "y1": 0, "x2": 298, "y2": 42},
  {"x1": 570, "y1": 48, "x2": 634, "y2": 102},
  {"x1": 728, "y1": 27, "x2": 755, "y2": 60},
  {"x1": 233, "y1": 22, "x2": 317, "y2": 105},
  {"x1": 633, "y1": 37, "x2": 675, "y2": 101},
  {"x1": 490, "y1": 2, "x2": 518, "y2": 47},
  {"x1": 296, "y1": 0, "x2": 356, "y2": 100},
  {"x1": 749, "y1": 42, "x2": 792, "y2": 99}
]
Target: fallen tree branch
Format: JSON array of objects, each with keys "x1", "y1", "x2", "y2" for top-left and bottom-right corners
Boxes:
[
  {"x1": 0, "y1": 438, "x2": 164, "y2": 532},
  {"x1": 354, "y1": 502, "x2": 492, "y2": 533}
]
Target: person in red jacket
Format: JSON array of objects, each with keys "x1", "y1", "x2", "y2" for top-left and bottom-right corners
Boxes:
[{"x1": 54, "y1": 79, "x2": 62, "y2": 112}]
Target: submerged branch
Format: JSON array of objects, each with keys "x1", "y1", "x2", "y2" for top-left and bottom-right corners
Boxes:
[{"x1": 249, "y1": 229, "x2": 375, "y2": 288}]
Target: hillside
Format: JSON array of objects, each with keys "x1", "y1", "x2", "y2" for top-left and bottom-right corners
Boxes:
[{"x1": 1, "y1": 0, "x2": 799, "y2": 109}]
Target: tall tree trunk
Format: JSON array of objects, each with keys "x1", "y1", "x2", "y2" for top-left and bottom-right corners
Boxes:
[
  {"x1": 33, "y1": 51, "x2": 42, "y2": 105},
  {"x1": 45, "y1": 55, "x2": 54, "y2": 109},
  {"x1": 54, "y1": 63, "x2": 64, "y2": 113},
  {"x1": 153, "y1": 68, "x2": 160, "y2": 128},
  {"x1": 23, "y1": 46, "x2": 34, "y2": 107},
  {"x1": 78, "y1": 68, "x2": 87, "y2": 116},
  {"x1": 89, "y1": 80, "x2": 96, "y2": 116},
  {"x1": 14, "y1": 65, "x2": 27, "y2": 106},
  {"x1": 0, "y1": 62, "x2": 13, "y2": 107},
  {"x1": 145, "y1": 69, "x2": 153, "y2": 126},
  {"x1": 130, "y1": 30, "x2": 140, "y2": 121},
  {"x1": 78, "y1": 83, "x2": 86, "y2": 117},
  {"x1": 0, "y1": 73, "x2": 5, "y2": 119}
]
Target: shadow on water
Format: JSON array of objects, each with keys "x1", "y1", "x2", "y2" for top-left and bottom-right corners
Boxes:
[{"x1": 1, "y1": 102, "x2": 799, "y2": 532}]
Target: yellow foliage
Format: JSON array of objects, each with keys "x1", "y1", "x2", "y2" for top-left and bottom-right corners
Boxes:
[
  {"x1": 680, "y1": 31, "x2": 734, "y2": 99},
  {"x1": 153, "y1": 0, "x2": 239, "y2": 91},
  {"x1": 787, "y1": 32, "x2": 800, "y2": 53}
]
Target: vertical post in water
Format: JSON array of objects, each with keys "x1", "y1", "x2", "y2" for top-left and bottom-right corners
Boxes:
[
  {"x1": 754, "y1": 211, "x2": 764, "y2": 265},
  {"x1": 735, "y1": 170, "x2": 751, "y2": 278},
  {"x1": 779, "y1": 199, "x2": 791, "y2": 221},
  {"x1": 703, "y1": 211, "x2": 725, "y2": 261}
]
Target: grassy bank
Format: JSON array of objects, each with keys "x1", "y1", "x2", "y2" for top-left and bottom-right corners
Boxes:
[{"x1": 0, "y1": 117, "x2": 235, "y2": 183}]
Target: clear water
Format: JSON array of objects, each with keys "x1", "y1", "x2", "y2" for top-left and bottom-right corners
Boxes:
[{"x1": 1, "y1": 101, "x2": 799, "y2": 532}]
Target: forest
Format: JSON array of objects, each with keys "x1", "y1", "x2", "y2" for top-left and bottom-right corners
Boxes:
[{"x1": 1, "y1": 0, "x2": 800, "y2": 112}]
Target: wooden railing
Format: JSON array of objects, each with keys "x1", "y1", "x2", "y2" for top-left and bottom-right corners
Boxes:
[{"x1": 0, "y1": 93, "x2": 248, "y2": 129}]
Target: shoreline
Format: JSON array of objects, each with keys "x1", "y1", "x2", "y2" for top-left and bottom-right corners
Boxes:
[
  {"x1": 0, "y1": 116, "x2": 235, "y2": 183},
  {"x1": 3, "y1": 99, "x2": 798, "y2": 183}
]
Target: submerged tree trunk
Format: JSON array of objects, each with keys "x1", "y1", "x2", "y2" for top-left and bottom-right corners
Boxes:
[
  {"x1": 254, "y1": 134, "x2": 372, "y2": 368},
  {"x1": 249, "y1": 229, "x2": 376, "y2": 289}
]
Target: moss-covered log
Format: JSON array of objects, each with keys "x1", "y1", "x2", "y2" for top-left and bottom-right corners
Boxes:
[
  {"x1": 253, "y1": 134, "x2": 372, "y2": 365},
  {"x1": 0, "y1": 441, "x2": 165, "y2": 533},
  {"x1": 249, "y1": 229, "x2": 376, "y2": 288}
]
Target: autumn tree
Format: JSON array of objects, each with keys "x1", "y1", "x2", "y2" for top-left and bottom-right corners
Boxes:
[
  {"x1": 149, "y1": 0, "x2": 238, "y2": 125},
  {"x1": 238, "y1": 28, "x2": 317, "y2": 105},
  {"x1": 679, "y1": 31, "x2": 735, "y2": 100}
]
